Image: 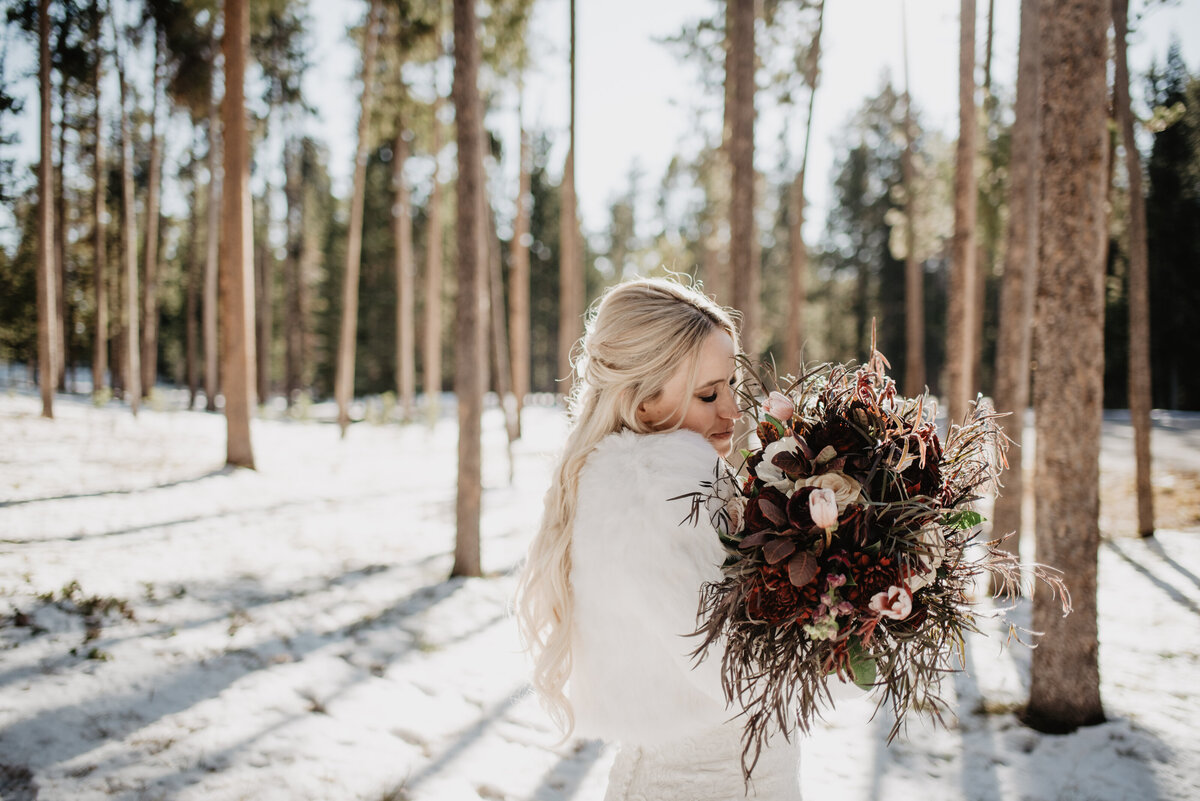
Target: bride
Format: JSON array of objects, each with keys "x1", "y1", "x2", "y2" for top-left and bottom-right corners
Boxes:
[{"x1": 515, "y1": 278, "x2": 802, "y2": 799}]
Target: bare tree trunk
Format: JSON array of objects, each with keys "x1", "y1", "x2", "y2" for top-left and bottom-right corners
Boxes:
[
  {"x1": 946, "y1": 0, "x2": 977, "y2": 426},
  {"x1": 1112, "y1": 0, "x2": 1154, "y2": 538},
  {"x1": 37, "y1": 0, "x2": 56, "y2": 418},
  {"x1": 186, "y1": 142, "x2": 202, "y2": 409},
  {"x1": 901, "y1": 0, "x2": 925, "y2": 396},
  {"x1": 1024, "y1": 0, "x2": 1108, "y2": 733},
  {"x1": 92, "y1": 40, "x2": 107, "y2": 398},
  {"x1": 509, "y1": 90, "x2": 531, "y2": 435},
  {"x1": 116, "y1": 24, "x2": 140, "y2": 415},
  {"x1": 255, "y1": 200, "x2": 271, "y2": 405},
  {"x1": 284, "y1": 139, "x2": 303, "y2": 405},
  {"x1": 221, "y1": 0, "x2": 256, "y2": 468},
  {"x1": 556, "y1": 0, "x2": 579, "y2": 399},
  {"x1": 727, "y1": 0, "x2": 757, "y2": 358},
  {"x1": 335, "y1": 0, "x2": 383, "y2": 435},
  {"x1": 55, "y1": 72, "x2": 67, "y2": 392},
  {"x1": 424, "y1": 94, "x2": 444, "y2": 422},
  {"x1": 991, "y1": 0, "x2": 1040, "y2": 593},
  {"x1": 487, "y1": 193, "x2": 518, "y2": 446},
  {"x1": 140, "y1": 28, "x2": 162, "y2": 398},
  {"x1": 784, "y1": 0, "x2": 824, "y2": 372},
  {"x1": 394, "y1": 121, "x2": 416, "y2": 420},
  {"x1": 451, "y1": 0, "x2": 486, "y2": 578},
  {"x1": 971, "y1": 0, "x2": 997, "y2": 395},
  {"x1": 204, "y1": 101, "x2": 221, "y2": 412}
]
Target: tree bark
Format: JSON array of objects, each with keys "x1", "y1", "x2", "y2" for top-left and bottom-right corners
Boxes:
[
  {"x1": 946, "y1": 0, "x2": 977, "y2": 427},
  {"x1": 784, "y1": 0, "x2": 824, "y2": 372},
  {"x1": 335, "y1": 0, "x2": 383, "y2": 435},
  {"x1": 509, "y1": 91, "x2": 531, "y2": 435},
  {"x1": 204, "y1": 99, "x2": 221, "y2": 412},
  {"x1": 55, "y1": 67, "x2": 67, "y2": 392},
  {"x1": 92, "y1": 20, "x2": 107, "y2": 398},
  {"x1": 37, "y1": 0, "x2": 56, "y2": 418},
  {"x1": 900, "y1": 0, "x2": 924, "y2": 396},
  {"x1": 1112, "y1": 0, "x2": 1154, "y2": 538},
  {"x1": 557, "y1": 0, "x2": 580, "y2": 399},
  {"x1": 991, "y1": 0, "x2": 1040, "y2": 592},
  {"x1": 1024, "y1": 0, "x2": 1108, "y2": 733},
  {"x1": 116, "y1": 23, "x2": 140, "y2": 414},
  {"x1": 451, "y1": 0, "x2": 486, "y2": 578},
  {"x1": 254, "y1": 201, "x2": 271, "y2": 404},
  {"x1": 284, "y1": 138, "x2": 303, "y2": 405},
  {"x1": 141, "y1": 27, "x2": 162, "y2": 398},
  {"x1": 727, "y1": 0, "x2": 757, "y2": 358},
  {"x1": 394, "y1": 121, "x2": 416, "y2": 419},
  {"x1": 424, "y1": 94, "x2": 444, "y2": 422},
  {"x1": 186, "y1": 141, "x2": 202, "y2": 409},
  {"x1": 221, "y1": 0, "x2": 256, "y2": 468},
  {"x1": 487, "y1": 190, "x2": 517, "y2": 445}
]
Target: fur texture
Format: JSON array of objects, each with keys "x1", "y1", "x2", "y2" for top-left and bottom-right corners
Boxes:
[{"x1": 569, "y1": 428, "x2": 735, "y2": 745}]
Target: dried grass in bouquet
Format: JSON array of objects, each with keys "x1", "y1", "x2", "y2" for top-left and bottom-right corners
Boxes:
[{"x1": 674, "y1": 347, "x2": 1071, "y2": 780}]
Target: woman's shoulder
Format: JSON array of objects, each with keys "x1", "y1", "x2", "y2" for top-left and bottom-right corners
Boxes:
[
  {"x1": 587, "y1": 427, "x2": 720, "y2": 474},
  {"x1": 577, "y1": 428, "x2": 723, "y2": 521}
]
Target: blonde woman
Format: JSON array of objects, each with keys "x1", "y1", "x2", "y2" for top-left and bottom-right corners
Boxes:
[{"x1": 515, "y1": 278, "x2": 802, "y2": 799}]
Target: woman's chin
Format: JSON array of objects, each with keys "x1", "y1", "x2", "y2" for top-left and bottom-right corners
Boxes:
[{"x1": 709, "y1": 431, "x2": 734, "y2": 458}]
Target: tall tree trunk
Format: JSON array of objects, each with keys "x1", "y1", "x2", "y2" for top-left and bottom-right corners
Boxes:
[
  {"x1": 509, "y1": 88, "x2": 531, "y2": 435},
  {"x1": 1112, "y1": 0, "x2": 1154, "y2": 538},
  {"x1": 116, "y1": 25, "x2": 140, "y2": 414},
  {"x1": 901, "y1": 0, "x2": 924, "y2": 396},
  {"x1": 335, "y1": 0, "x2": 383, "y2": 435},
  {"x1": 55, "y1": 69, "x2": 67, "y2": 392},
  {"x1": 971, "y1": 0, "x2": 996, "y2": 395},
  {"x1": 394, "y1": 120, "x2": 416, "y2": 419},
  {"x1": 140, "y1": 28, "x2": 162, "y2": 398},
  {"x1": 946, "y1": 0, "x2": 977, "y2": 426},
  {"x1": 284, "y1": 138, "x2": 303, "y2": 405},
  {"x1": 451, "y1": 0, "x2": 485, "y2": 578},
  {"x1": 784, "y1": 0, "x2": 824, "y2": 372},
  {"x1": 221, "y1": 0, "x2": 256, "y2": 468},
  {"x1": 991, "y1": 0, "x2": 1040, "y2": 592},
  {"x1": 1024, "y1": 0, "x2": 1108, "y2": 733},
  {"x1": 424, "y1": 94, "x2": 444, "y2": 422},
  {"x1": 204, "y1": 101, "x2": 220, "y2": 412},
  {"x1": 487, "y1": 191, "x2": 517, "y2": 445},
  {"x1": 255, "y1": 197, "x2": 271, "y2": 404},
  {"x1": 37, "y1": 0, "x2": 56, "y2": 418},
  {"x1": 556, "y1": 0, "x2": 579, "y2": 399},
  {"x1": 186, "y1": 141, "x2": 201, "y2": 410},
  {"x1": 91, "y1": 29, "x2": 107, "y2": 398},
  {"x1": 727, "y1": 0, "x2": 757, "y2": 358}
]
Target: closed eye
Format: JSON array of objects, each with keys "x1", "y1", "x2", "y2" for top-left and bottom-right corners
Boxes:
[{"x1": 699, "y1": 378, "x2": 737, "y2": 404}]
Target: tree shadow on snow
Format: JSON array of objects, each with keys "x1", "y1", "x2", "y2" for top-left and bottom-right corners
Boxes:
[
  {"x1": 0, "y1": 465, "x2": 236, "y2": 508},
  {"x1": 0, "y1": 575, "x2": 469, "y2": 772}
]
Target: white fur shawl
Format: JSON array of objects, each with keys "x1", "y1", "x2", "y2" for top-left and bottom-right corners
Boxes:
[{"x1": 568, "y1": 428, "x2": 736, "y2": 745}]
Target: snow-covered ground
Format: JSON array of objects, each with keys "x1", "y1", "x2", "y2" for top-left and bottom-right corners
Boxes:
[{"x1": 1, "y1": 390, "x2": 1198, "y2": 801}]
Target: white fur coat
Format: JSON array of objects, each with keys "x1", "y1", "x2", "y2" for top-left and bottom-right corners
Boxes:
[{"x1": 568, "y1": 428, "x2": 735, "y2": 745}]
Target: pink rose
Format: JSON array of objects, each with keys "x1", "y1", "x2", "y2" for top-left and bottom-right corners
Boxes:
[
  {"x1": 762, "y1": 391, "x2": 795, "y2": 421},
  {"x1": 869, "y1": 585, "x2": 913, "y2": 620},
  {"x1": 808, "y1": 488, "x2": 840, "y2": 531}
]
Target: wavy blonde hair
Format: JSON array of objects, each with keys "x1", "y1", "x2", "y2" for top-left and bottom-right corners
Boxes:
[{"x1": 513, "y1": 276, "x2": 739, "y2": 737}]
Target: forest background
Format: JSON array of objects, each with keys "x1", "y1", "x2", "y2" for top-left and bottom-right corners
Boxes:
[{"x1": 1, "y1": 0, "x2": 1198, "y2": 414}]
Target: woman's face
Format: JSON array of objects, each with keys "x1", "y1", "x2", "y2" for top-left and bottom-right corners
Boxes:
[{"x1": 637, "y1": 330, "x2": 740, "y2": 458}]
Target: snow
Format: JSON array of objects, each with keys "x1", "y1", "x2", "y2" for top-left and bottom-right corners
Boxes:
[{"x1": 2, "y1": 390, "x2": 1198, "y2": 801}]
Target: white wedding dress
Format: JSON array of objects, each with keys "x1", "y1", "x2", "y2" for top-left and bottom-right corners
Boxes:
[
  {"x1": 603, "y1": 725, "x2": 801, "y2": 801},
  {"x1": 568, "y1": 429, "x2": 803, "y2": 800}
]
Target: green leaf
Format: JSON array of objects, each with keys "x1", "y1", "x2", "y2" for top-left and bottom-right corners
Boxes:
[
  {"x1": 848, "y1": 639, "x2": 877, "y2": 690},
  {"x1": 764, "y1": 414, "x2": 786, "y2": 436},
  {"x1": 942, "y1": 510, "x2": 985, "y2": 530}
]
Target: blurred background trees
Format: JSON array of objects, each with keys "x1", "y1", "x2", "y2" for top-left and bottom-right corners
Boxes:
[{"x1": 0, "y1": 0, "x2": 1196, "y2": 412}]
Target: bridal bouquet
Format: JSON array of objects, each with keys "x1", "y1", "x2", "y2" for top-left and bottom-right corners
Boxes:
[{"x1": 676, "y1": 349, "x2": 1070, "y2": 779}]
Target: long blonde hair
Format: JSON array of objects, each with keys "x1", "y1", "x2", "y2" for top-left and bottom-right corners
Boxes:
[{"x1": 513, "y1": 277, "x2": 739, "y2": 737}]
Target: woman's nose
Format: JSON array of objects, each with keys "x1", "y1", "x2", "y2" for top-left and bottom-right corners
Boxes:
[{"x1": 718, "y1": 385, "x2": 739, "y2": 420}]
